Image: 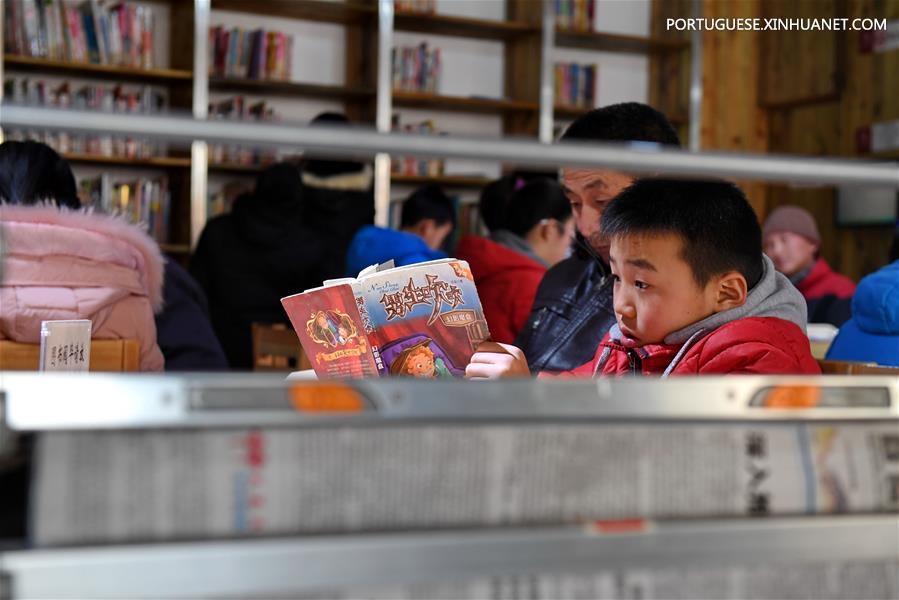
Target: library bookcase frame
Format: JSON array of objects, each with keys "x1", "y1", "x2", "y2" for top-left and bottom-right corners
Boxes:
[{"x1": 0, "y1": 0, "x2": 693, "y2": 251}]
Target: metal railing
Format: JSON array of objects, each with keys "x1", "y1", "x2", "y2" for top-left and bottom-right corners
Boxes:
[{"x1": 2, "y1": 104, "x2": 897, "y2": 189}]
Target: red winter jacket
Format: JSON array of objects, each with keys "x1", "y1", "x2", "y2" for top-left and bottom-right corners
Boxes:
[
  {"x1": 559, "y1": 317, "x2": 821, "y2": 377},
  {"x1": 797, "y1": 258, "x2": 856, "y2": 300},
  {"x1": 456, "y1": 235, "x2": 546, "y2": 344}
]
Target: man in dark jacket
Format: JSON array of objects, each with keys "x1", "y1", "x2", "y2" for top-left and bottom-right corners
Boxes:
[
  {"x1": 514, "y1": 103, "x2": 681, "y2": 373},
  {"x1": 299, "y1": 112, "x2": 375, "y2": 277},
  {"x1": 191, "y1": 163, "x2": 340, "y2": 369}
]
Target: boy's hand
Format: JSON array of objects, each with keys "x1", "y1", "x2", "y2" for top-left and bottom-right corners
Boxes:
[{"x1": 465, "y1": 342, "x2": 532, "y2": 379}]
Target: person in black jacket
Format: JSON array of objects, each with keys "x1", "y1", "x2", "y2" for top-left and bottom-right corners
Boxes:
[
  {"x1": 190, "y1": 162, "x2": 340, "y2": 369},
  {"x1": 299, "y1": 112, "x2": 375, "y2": 278},
  {"x1": 514, "y1": 103, "x2": 681, "y2": 373}
]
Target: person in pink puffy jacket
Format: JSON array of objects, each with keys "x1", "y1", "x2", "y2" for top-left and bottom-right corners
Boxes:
[{"x1": 0, "y1": 141, "x2": 164, "y2": 371}]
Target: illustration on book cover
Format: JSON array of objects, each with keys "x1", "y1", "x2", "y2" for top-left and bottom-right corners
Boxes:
[{"x1": 282, "y1": 260, "x2": 490, "y2": 379}]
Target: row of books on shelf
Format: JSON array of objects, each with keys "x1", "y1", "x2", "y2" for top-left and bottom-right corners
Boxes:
[
  {"x1": 392, "y1": 42, "x2": 441, "y2": 94},
  {"x1": 4, "y1": 76, "x2": 166, "y2": 159},
  {"x1": 4, "y1": 0, "x2": 156, "y2": 68},
  {"x1": 78, "y1": 174, "x2": 170, "y2": 243},
  {"x1": 208, "y1": 25, "x2": 294, "y2": 82},
  {"x1": 208, "y1": 96, "x2": 280, "y2": 167},
  {"x1": 554, "y1": 62, "x2": 596, "y2": 109},
  {"x1": 395, "y1": 0, "x2": 436, "y2": 14},
  {"x1": 555, "y1": 0, "x2": 596, "y2": 32},
  {"x1": 391, "y1": 116, "x2": 445, "y2": 177}
]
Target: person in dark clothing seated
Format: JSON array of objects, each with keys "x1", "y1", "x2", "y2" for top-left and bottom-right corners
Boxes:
[
  {"x1": 155, "y1": 259, "x2": 228, "y2": 371},
  {"x1": 345, "y1": 184, "x2": 455, "y2": 276},
  {"x1": 299, "y1": 112, "x2": 375, "y2": 278},
  {"x1": 514, "y1": 102, "x2": 681, "y2": 373},
  {"x1": 191, "y1": 162, "x2": 340, "y2": 369}
]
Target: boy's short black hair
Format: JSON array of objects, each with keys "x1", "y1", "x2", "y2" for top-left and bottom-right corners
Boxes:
[
  {"x1": 561, "y1": 102, "x2": 681, "y2": 146},
  {"x1": 601, "y1": 178, "x2": 764, "y2": 288},
  {"x1": 0, "y1": 140, "x2": 80, "y2": 208},
  {"x1": 504, "y1": 178, "x2": 572, "y2": 237},
  {"x1": 401, "y1": 184, "x2": 455, "y2": 229}
]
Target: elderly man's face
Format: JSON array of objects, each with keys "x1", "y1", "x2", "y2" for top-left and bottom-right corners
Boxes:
[{"x1": 560, "y1": 169, "x2": 633, "y2": 261}]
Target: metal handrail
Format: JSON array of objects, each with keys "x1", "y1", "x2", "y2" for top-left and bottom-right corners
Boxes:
[{"x1": 2, "y1": 104, "x2": 897, "y2": 188}]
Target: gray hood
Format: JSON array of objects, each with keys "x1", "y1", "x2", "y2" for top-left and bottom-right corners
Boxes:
[
  {"x1": 663, "y1": 254, "x2": 807, "y2": 344},
  {"x1": 490, "y1": 229, "x2": 548, "y2": 267},
  {"x1": 596, "y1": 254, "x2": 807, "y2": 377}
]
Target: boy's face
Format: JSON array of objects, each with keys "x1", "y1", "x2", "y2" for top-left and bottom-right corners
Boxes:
[
  {"x1": 561, "y1": 169, "x2": 633, "y2": 260},
  {"x1": 609, "y1": 233, "x2": 721, "y2": 347}
]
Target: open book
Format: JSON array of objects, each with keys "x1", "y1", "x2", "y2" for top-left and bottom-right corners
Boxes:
[{"x1": 281, "y1": 259, "x2": 490, "y2": 378}]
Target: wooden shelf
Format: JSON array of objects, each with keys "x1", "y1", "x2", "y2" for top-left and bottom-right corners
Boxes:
[
  {"x1": 394, "y1": 12, "x2": 538, "y2": 41},
  {"x1": 392, "y1": 174, "x2": 491, "y2": 188},
  {"x1": 209, "y1": 77, "x2": 374, "y2": 100},
  {"x1": 208, "y1": 162, "x2": 268, "y2": 174},
  {"x1": 555, "y1": 30, "x2": 689, "y2": 54},
  {"x1": 210, "y1": 0, "x2": 374, "y2": 24},
  {"x1": 64, "y1": 153, "x2": 191, "y2": 169},
  {"x1": 3, "y1": 54, "x2": 192, "y2": 84},
  {"x1": 160, "y1": 243, "x2": 191, "y2": 254},
  {"x1": 393, "y1": 91, "x2": 538, "y2": 114},
  {"x1": 554, "y1": 104, "x2": 592, "y2": 119}
]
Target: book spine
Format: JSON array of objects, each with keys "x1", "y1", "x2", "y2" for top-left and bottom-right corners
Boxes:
[
  {"x1": 285, "y1": 34, "x2": 293, "y2": 80},
  {"x1": 79, "y1": 3, "x2": 99, "y2": 63},
  {"x1": 89, "y1": 0, "x2": 106, "y2": 64}
]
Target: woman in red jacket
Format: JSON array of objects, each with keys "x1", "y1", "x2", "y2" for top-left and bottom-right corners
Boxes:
[{"x1": 457, "y1": 178, "x2": 574, "y2": 344}]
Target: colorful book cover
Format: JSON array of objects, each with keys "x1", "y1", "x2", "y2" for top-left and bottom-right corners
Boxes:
[{"x1": 282, "y1": 259, "x2": 490, "y2": 379}]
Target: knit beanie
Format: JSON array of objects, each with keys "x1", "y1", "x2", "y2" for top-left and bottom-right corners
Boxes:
[{"x1": 762, "y1": 205, "x2": 820, "y2": 245}]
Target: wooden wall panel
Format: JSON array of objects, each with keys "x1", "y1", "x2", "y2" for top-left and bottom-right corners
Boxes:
[
  {"x1": 652, "y1": 0, "x2": 898, "y2": 281},
  {"x1": 758, "y1": 0, "x2": 843, "y2": 108},
  {"x1": 697, "y1": 0, "x2": 770, "y2": 215}
]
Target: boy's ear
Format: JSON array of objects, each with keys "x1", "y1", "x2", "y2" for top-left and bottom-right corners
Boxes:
[{"x1": 714, "y1": 271, "x2": 748, "y2": 312}]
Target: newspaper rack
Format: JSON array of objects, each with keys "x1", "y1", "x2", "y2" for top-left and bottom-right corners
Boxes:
[
  {"x1": 1, "y1": 516, "x2": 896, "y2": 599},
  {"x1": 1, "y1": 372, "x2": 898, "y2": 430},
  {"x1": 0, "y1": 374, "x2": 897, "y2": 599}
]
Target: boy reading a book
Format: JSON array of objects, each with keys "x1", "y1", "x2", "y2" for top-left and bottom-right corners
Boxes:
[{"x1": 466, "y1": 179, "x2": 820, "y2": 378}]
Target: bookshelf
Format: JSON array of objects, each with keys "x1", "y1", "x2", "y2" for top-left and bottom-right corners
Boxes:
[
  {"x1": 63, "y1": 153, "x2": 192, "y2": 169},
  {"x1": 209, "y1": 0, "x2": 375, "y2": 25},
  {"x1": 394, "y1": 12, "x2": 539, "y2": 41},
  {"x1": 554, "y1": 31, "x2": 689, "y2": 54},
  {"x1": 392, "y1": 91, "x2": 539, "y2": 115},
  {"x1": 2, "y1": 54, "x2": 193, "y2": 83},
  {"x1": 208, "y1": 77, "x2": 375, "y2": 101},
  {"x1": 3, "y1": 0, "x2": 689, "y2": 249}
]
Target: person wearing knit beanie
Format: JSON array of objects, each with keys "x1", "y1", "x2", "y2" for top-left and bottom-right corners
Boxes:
[
  {"x1": 762, "y1": 204, "x2": 856, "y2": 326},
  {"x1": 762, "y1": 205, "x2": 821, "y2": 278}
]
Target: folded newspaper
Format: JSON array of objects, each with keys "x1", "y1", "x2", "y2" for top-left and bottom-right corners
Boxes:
[
  {"x1": 31, "y1": 423, "x2": 899, "y2": 546},
  {"x1": 281, "y1": 259, "x2": 490, "y2": 378}
]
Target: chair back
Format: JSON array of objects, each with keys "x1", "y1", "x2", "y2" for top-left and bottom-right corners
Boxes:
[{"x1": 251, "y1": 323, "x2": 311, "y2": 372}]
